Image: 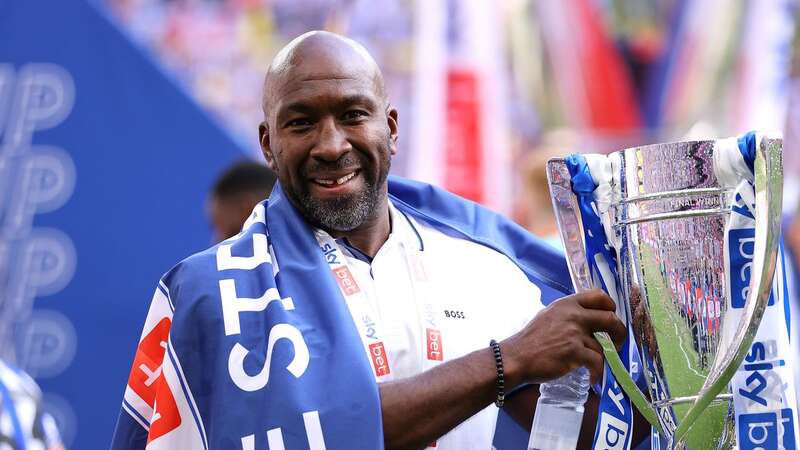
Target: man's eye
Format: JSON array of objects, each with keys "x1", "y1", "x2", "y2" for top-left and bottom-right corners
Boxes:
[
  {"x1": 342, "y1": 110, "x2": 368, "y2": 121},
  {"x1": 286, "y1": 118, "x2": 312, "y2": 128}
]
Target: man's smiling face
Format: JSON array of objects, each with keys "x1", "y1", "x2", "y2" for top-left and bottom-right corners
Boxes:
[{"x1": 260, "y1": 34, "x2": 398, "y2": 232}]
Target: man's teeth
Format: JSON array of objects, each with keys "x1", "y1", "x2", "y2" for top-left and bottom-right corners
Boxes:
[
  {"x1": 336, "y1": 172, "x2": 356, "y2": 184},
  {"x1": 316, "y1": 172, "x2": 356, "y2": 186}
]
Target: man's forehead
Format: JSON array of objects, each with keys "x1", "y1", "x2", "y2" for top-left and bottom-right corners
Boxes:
[
  {"x1": 274, "y1": 70, "x2": 377, "y2": 102},
  {"x1": 274, "y1": 49, "x2": 379, "y2": 90},
  {"x1": 262, "y1": 31, "x2": 385, "y2": 119}
]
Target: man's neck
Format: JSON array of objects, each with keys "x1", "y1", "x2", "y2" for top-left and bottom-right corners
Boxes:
[{"x1": 330, "y1": 203, "x2": 391, "y2": 259}]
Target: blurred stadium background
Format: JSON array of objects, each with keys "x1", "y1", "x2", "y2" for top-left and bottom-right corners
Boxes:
[{"x1": 0, "y1": 0, "x2": 798, "y2": 447}]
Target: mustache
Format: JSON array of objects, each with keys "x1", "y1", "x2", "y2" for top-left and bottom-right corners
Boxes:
[{"x1": 302, "y1": 155, "x2": 361, "y2": 176}]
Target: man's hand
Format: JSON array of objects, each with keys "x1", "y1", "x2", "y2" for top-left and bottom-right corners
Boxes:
[
  {"x1": 380, "y1": 289, "x2": 627, "y2": 450},
  {"x1": 502, "y1": 289, "x2": 627, "y2": 386}
]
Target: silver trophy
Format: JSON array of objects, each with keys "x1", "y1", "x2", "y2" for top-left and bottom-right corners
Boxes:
[{"x1": 547, "y1": 136, "x2": 783, "y2": 449}]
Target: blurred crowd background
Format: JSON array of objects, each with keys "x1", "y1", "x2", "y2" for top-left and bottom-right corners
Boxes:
[
  {"x1": 0, "y1": 0, "x2": 798, "y2": 448},
  {"x1": 105, "y1": 0, "x2": 800, "y2": 219}
]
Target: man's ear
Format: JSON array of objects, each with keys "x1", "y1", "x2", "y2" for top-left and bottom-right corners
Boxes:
[
  {"x1": 259, "y1": 122, "x2": 277, "y2": 171},
  {"x1": 387, "y1": 107, "x2": 399, "y2": 156}
]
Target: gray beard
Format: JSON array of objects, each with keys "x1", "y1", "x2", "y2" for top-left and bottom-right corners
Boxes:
[
  {"x1": 289, "y1": 138, "x2": 392, "y2": 232},
  {"x1": 298, "y1": 181, "x2": 383, "y2": 232}
]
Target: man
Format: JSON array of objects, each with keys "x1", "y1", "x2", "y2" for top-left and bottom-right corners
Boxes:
[
  {"x1": 208, "y1": 160, "x2": 277, "y2": 242},
  {"x1": 111, "y1": 31, "x2": 626, "y2": 450}
]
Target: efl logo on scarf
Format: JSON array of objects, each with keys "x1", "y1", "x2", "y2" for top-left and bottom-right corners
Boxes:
[
  {"x1": 127, "y1": 317, "x2": 181, "y2": 441},
  {"x1": 120, "y1": 284, "x2": 208, "y2": 448},
  {"x1": 127, "y1": 318, "x2": 170, "y2": 409},
  {"x1": 122, "y1": 288, "x2": 181, "y2": 437}
]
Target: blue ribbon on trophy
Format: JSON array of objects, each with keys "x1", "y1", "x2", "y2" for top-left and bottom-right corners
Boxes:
[
  {"x1": 549, "y1": 133, "x2": 795, "y2": 449},
  {"x1": 717, "y1": 131, "x2": 800, "y2": 449},
  {"x1": 564, "y1": 154, "x2": 640, "y2": 450}
]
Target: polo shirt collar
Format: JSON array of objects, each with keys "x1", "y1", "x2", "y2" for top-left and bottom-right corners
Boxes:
[{"x1": 316, "y1": 200, "x2": 424, "y2": 265}]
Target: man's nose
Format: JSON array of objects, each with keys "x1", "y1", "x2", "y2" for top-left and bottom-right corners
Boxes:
[{"x1": 311, "y1": 117, "x2": 352, "y2": 161}]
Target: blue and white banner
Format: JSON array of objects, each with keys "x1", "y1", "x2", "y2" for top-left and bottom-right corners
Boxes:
[
  {"x1": 0, "y1": 0, "x2": 246, "y2": 447},
  {"x1": 716, "y1": 132, "x2": 800, "y2": 449},
  {"x1": 564, "y1": 154, "x2": 639, "y2": 450},
  {"x1": 111, "y1": 176, "x2": 573, "y2": 449}
]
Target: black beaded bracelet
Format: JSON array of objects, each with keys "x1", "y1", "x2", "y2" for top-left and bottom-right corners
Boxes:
[{"x1": 489, "y1": 339, "x2": 505, "y2": 408}]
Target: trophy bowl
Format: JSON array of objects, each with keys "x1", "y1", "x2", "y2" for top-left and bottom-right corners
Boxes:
[{"x1": 546, "y1": 135, "x2": 783, "y2": 449}]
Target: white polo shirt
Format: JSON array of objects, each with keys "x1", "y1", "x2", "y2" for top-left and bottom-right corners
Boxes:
[{"x1": 319, "y1": 202, "x2": 544, "y2": 449}]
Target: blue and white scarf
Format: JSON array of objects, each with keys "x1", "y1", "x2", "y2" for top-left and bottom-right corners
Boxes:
[
  {"x1": 110, "y1": 176, "x2": 572, "y2": 450},
  {"x1": 715, "y1": 132, "x2": 799, "y2": 449},
  {"x1": 564, "y1": 154, "x2": 640, "y2": 450}
]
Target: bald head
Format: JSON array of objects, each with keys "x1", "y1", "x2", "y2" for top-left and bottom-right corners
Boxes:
[
  {"x1": 255, "y1": 30, "x2": 399, "y2": 241},
  {"x1": 262, "y1": 31, "x2": 386, "y2": 123}
]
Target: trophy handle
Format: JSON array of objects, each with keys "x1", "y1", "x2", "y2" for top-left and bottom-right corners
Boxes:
[
  {"x1": 546, "y1": 159, "x2": 663, "y2": 432},
  {"x1": 671, "y1": 136, "x2": 783, "y2": 446}
]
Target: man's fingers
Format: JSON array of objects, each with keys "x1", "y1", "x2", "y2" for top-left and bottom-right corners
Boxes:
[
  {"x1": 581, "y1": 309, "x2": 627, "y2": 346},
  {"x1": 608, "y1": 318, "x2": 627, "y2": 349},
  {"x1": 579, "y1": 345, "x2": 605, "y2": 385},
  {"x1": 583, "y1": 334, "x2": 603, "y2": 356},
  {"x1": 574, "y1": 289, "x2": 617, "y2": 312}
]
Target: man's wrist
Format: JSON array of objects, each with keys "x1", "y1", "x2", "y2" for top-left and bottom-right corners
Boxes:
[
  {"x1": 493, "y1": 337, "x2": 526, "y2": 393},
  {"x1": 489, "y1": 340, "x2": 505, "y2": 407}
]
